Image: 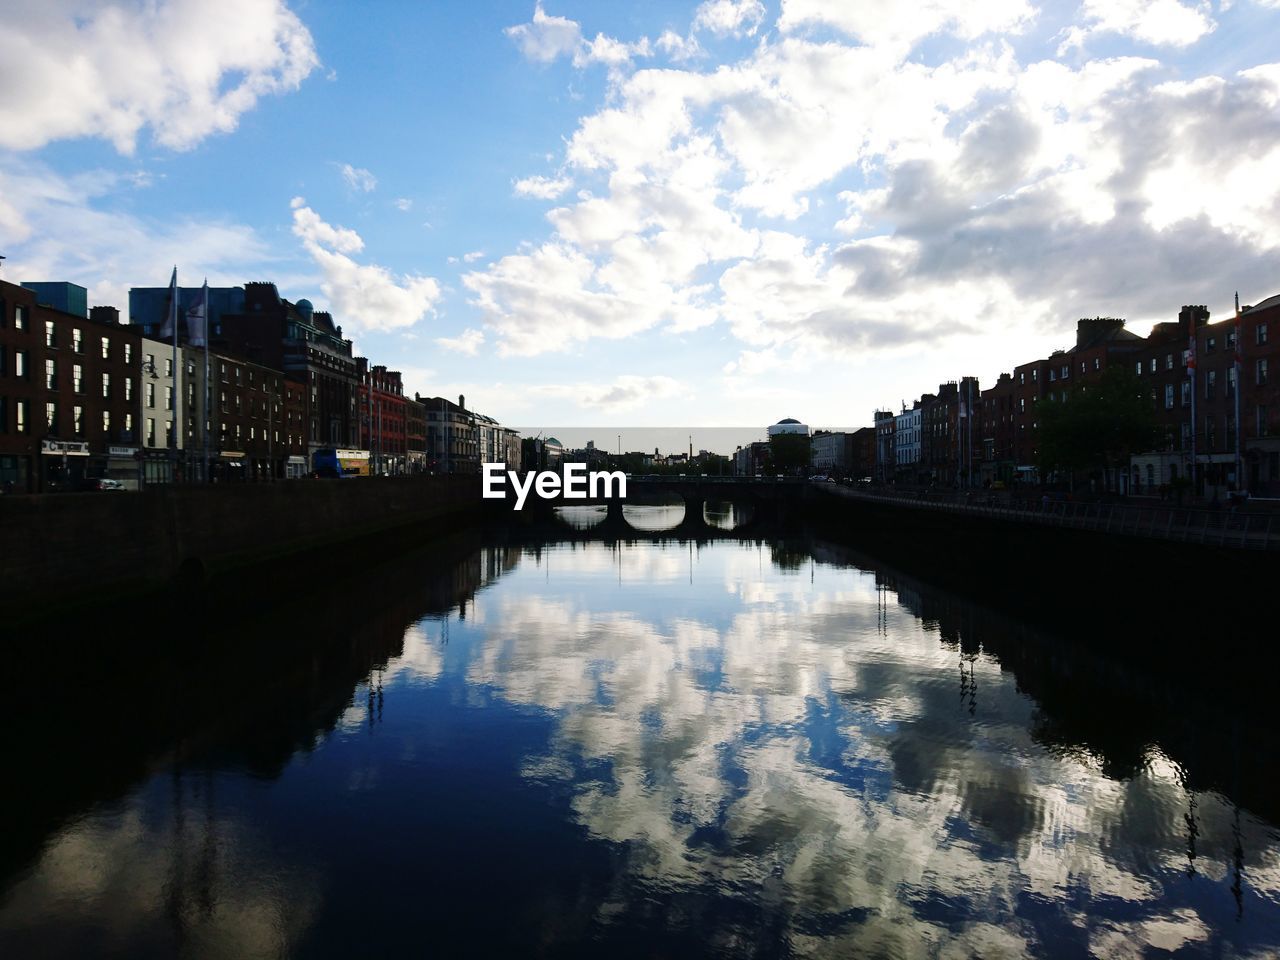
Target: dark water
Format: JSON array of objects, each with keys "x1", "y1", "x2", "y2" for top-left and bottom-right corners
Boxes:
[{"x1": 3, "y1": 520, "x2": 1279, "y2": 958}]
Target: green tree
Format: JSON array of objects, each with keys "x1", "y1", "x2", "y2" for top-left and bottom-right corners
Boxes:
[
  {"x1": 1037, "y1": 365, "x2": 1158, "y2": 486},
  {"x1": 769, "y1": 433, "x2": 810, "y2": 475}
]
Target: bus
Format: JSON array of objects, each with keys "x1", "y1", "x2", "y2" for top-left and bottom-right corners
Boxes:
[{"x1": 312, "y1": 448, "x2": 370, "y2": 478}]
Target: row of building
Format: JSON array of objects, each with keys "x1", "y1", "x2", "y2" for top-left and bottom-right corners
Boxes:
[
  {"x1": 0, "y1": 278, "x2": 520, "y2": 493},
  {"x1": 726, "y1": 296, "x2": 1280, "y2": 500},
  {"x1": 868, "y1": 299, "x2": 1280, "y2": 498}
]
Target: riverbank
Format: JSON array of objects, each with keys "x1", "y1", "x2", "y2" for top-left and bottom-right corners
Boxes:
[{"x1": 1, "y1": 476, "x2": 484, "y2": 630}]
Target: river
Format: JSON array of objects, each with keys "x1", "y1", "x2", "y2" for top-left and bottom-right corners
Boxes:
[{"x1": 2, "y1": 511, "x2": 1277, "y2": 958}]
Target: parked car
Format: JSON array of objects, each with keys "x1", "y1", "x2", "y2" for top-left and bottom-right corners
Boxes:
[{"x1": 82, "y1": 477, "x2": 124, "y2": 491}]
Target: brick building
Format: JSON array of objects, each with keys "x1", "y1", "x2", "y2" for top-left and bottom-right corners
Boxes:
[
  {"x1": 357, "y1": 359, "x2": 407, "y2": 475},
  {"x1": 1, "y1": 280, "x2": 142, "y2": 492}
]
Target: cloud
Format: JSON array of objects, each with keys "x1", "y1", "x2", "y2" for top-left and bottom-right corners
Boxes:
[
  {"x1": 514, "y1": 174, "x2": 574, "y2": 199},
  {"x1": 0, "y1": 158, "x2": 276, "y2": 317},
  {"x1": 290, "y1": 198, "x2": 441, "y2": 334},
  {"x1": 530, "y1": 375, "x2": 685, "y2": 413},
  {"x1": 692, "y1": 0, "x2": 766, "y2": 38},
  {"x1": 0, "y1": 0, "x2": 318, "y2": 153},
  {"x1": 656, "y1": 30, "x2": 704, "y2": 62},
  {"x1": 462, "y1": 250, "x2": 486, "y2": 263},
  {"x1": 1061, "y1": 0, "x2": 1216, "y2": 52},
  {"x1": 435, "y1": 328, "x2": 486, "y2": 355},
  {"x1": 339, "y1": 163, "x2": 377, "y2": 192},
  {"x1": 505, "y1": 4, "x2": 652, "y2": 72},
  {"x1": 505, "y1": 3, "x2": 582, "y2": 63},
  {"x1": 475, "y1": 5, "x2": 1280, "y2": 387},
  {"x1": 394, "y1": 197, "x2": 413, "y2": 211}
]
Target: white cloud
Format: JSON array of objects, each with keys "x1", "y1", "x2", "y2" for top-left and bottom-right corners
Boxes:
[
  {"x1": 693, "y1": 0, "x2": 767, "y2": 38},
  {"x1": 505, "y1": 3, "x2": 582, "y2": 63},
  {"x1": 531, "y1": 375, "x2": 685, "y2": 413},
  {"x1": 339, "y1": 163, "x2": 377, "y2": 192},
  {"x1": 514, "y1": 174, "x2": 574, "y2": 199},
  {"x1": 1062, "y1": 0, "x2": 1216, "y2": 52},
  {"x1": 573, "y1": 34, "x2": 653, "y2": 69},
  {"x1": 778, "y1": 0, "x2": 1034, "y2": 51},
  {"x1": 0, "y1": 158, "x2": 276, "y2": 317},
  {"x1": 394, "y1": 197, "x2": 413, "y2": 211},
  {"x1": 435, "y1": 328, "x2": 486, "y2": 355},
  {"x1": 0, "y1": 0, "x2": 318, "y2": 153},
  {"x1": 656, "y1": 30, "x2": 704, "y2": 62},
  {"x1": 290, "y1": 198, "x2": 442, "y2": 334},
  {"x1": 462, "y1": 250, "x2": 486, "y2": 263}
]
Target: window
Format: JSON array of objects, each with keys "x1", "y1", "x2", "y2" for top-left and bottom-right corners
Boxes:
[
  {"x1": 102, "y1": 410, "x2": 111, "y2": 435},
  {"x1": 1206, "y1": 370, "x2": 1216, "y2": 399},
  {"x1": 1227, "y1": 366, "x2": 1236, "y2": 397},
  {"x1": 124, "y1": 413, "x2": 133, "y2": 437},
  {"x1": 0, "y1": 344, "x2": 5, "y2": 376},
  {"x1": 1032, "y1": 369, "x2": 1038, "y2": 382},
  {"x1": 1260, "y1": 406, "x2": 1270, "y2": 437},
  {"x1": 1049, "y1": 368, "x2": 1056, "y2": 382},
  {"x1": 1259, "y1": 322, "x2": 1270, "y2": 346},
  {"x1": 164, "y1": 358, "x2": 172, "y2": 377},
  {"x1": 1206, "y1": 417, "x2": 1216, "y2": 448},
  {"x1": 220, "y1": 391, "x2": 228, "y2": 413},
  {"x1": 73, "y1": 364, "x2": 83, "y2": 393},
  {"x1": 15, "y1": 305, "x2": 26, "y2": 330},
  {"x1": 45, "y1": 321, "x2": 56, "y2": 347},
  {"x1": 1135, "y1": 362, "x2": 1142, "y2": 376},
  {"x1": 124, "y1": 377, "x2": 132, "y2": 402},
  {"x1": 1181, "y1": 381, "x2": 1191, "y2": 406},
  {"x1": 1180, "y1": 422, "x2": 1191, "y2": 448},
  {"x1": 1094, "y1": 358, "x2": 1100, "y2": 371},
  {"x1": 147, "y1": 418, "x2": 156, "y2": 446},
  {"x1": 146, "y1": 382, "x2": 155, "y2": 408},
  {"x1": 73, "y1": 328, "x2": 83, "y2": 353},
  {"x1": 220, "y1": 362, "x2": 227, "y2": 382},
  {"x1": 1018, "y1": 372, "x2": 1025, "y2": 385},
  {"x1": 165, "y1": 385, "x2": 173, "y2": 411},
  {"x1": 45, "y1": 358, "x2": 56, "y2": 390},
  {"x1": 101, "y1": 336, "x2": 110, "y2": 360},
  {"x1": 1149, "y1": 357, "x2": 1157, "y2": 373},
  {"x1": 1259, "y1": 358, "x2": 1270, "y2": 386},
  {"x1": 16, "y1": 399, "x2": 27, "y2": 433},
  {"x1": 15, "y1": 350, "x2": 26, "y2": 378},
  {"x1": 1062, "y1": 365, "x2": 1069, "y2": 379},
  {"x1": 165, "y1": 420, "x2": 173, "y2": 445},
  {"x1": 1019, "y1": 397, "x2": 1025, "y2": 413},
  {"x1": 1080, "y1": 361, "x2": 1086, "y2": 374},
  {"x1": 46, "y1": 401, "x2": 57, "y2": 433},
  {"x1": 1166, "y1": 353, "x2": 1174, "y2": 371},
  {"x1": 124, "y1": 343, "x2": 132, "y2": 364},
  {"x1": 73, "y1": 405, "x2": 84, "y2": 436},
  {"x1": 102, "y1": 373, "x2": 110, "y2": 399},
  {"x1": 1165, "y1": 384, "x2": 1174, "y2": 409},
  {"x1": 1206, "y1": 336, "x2": 1216, "y2": 353}
]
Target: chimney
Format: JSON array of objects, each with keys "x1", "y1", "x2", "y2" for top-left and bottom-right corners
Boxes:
[
  {"x1": 458, "y1": 394, "x2": 465, "y2": 410},
  {"x1": 1178, "y1": 305, "x2": 1209, "y2": 331},
  {"x1": 90, "y1": 305, "x2": 120, "y2": 325}
]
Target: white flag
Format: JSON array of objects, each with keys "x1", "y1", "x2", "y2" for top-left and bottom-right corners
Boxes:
[{"x1": 186, "y1": 284, "x2": 207, "y2": 347}]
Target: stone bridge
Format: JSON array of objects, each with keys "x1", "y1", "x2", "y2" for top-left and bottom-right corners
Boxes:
[{"x1": 513, "y1": 475, "x2": 811, "y2": 539}]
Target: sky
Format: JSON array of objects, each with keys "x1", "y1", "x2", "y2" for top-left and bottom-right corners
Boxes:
[{"x1": 2, "y1": 0, "x2": 1279, "y2": 431}]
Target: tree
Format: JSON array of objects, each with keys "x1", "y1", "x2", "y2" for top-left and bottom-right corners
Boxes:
[
  {"x1": 1037, "y1": 365, "x2": 1158, "y2": 487},
  {"x1": 768, "y1": 433, "x2": 810, "y2": 475}
]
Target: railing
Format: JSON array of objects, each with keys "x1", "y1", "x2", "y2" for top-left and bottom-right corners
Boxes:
[{"x1": 823, "y1": 485, "x2": 1280, "y2": 551}]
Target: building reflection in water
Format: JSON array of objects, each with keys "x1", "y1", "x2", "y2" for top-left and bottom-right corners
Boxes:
[{"x1": 2, "y1": 521, "x2": 1277, "y2": 958}]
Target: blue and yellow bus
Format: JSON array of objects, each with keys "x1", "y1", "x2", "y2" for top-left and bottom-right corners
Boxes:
[{"x1": 312, "y1": 448, "x2": 370, "y2": 478}]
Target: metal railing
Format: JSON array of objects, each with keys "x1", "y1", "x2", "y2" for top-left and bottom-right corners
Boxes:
[{"x1": 823, "y1": 485, "x2": 1280, "y2": 551}]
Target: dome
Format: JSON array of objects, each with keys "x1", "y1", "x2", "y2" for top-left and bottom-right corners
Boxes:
[
  {"x1": 776, "y1": 418, "x2": 801, "y2": 424},
  {"x1": 296, "y1": 298, "x2": 314, "y2": 321}
]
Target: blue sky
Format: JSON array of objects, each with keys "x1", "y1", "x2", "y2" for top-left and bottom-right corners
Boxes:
[{"x1": 2, "y1": 0, "x2": 1279, "y2": 429}]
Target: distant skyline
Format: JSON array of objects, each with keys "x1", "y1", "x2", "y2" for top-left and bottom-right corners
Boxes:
[{"x1": 2, "y1": 0, "x2": 1279, "y2": 428}]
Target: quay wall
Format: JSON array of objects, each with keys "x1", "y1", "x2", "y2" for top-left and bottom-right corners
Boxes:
[{"x1": 1, "y1": 477, "x2": 482, "y2": 619}]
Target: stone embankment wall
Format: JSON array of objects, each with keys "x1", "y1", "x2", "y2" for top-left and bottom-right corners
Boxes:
[{"x1": 1, "y1": 477, "x2": 481, "y2": 614}]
